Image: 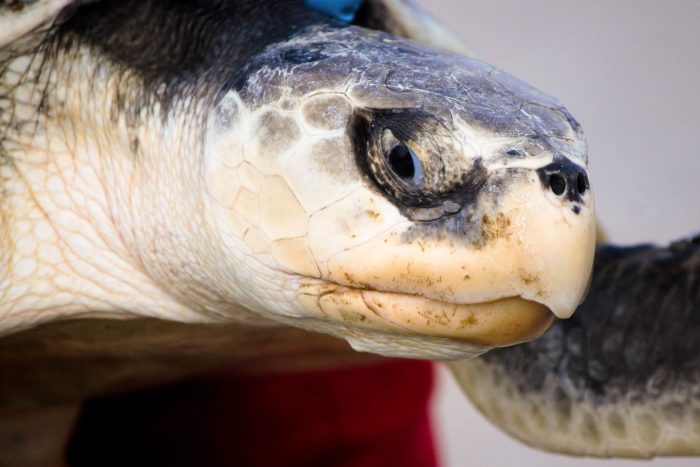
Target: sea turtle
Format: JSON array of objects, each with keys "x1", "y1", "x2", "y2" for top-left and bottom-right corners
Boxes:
[{"x1": 0, "y1": 0, "x2": 696, "y2": 464}]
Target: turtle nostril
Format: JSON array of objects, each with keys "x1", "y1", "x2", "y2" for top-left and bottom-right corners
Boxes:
[
  {"x1": 576, "y1": 172, "x2": 587, "y2": 195},
  {"x1": 537, "y1": 159, "x2": 589, "y2": 200},
  {"x1": 549, "y1": 174, "x2": 566, "y2": 196}
]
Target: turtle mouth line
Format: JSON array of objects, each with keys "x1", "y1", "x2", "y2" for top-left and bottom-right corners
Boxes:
[{"x1": 298, "y1": 282, "x2": 555, "y2": 347}]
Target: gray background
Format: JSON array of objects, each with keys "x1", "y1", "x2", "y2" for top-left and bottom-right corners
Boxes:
[{"x1": 415, "y1": 1, "x2": 700, "y2": 466}]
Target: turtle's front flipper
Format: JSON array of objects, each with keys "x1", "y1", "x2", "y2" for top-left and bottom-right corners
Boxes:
[{"x1": 451, "y1": 236, "x2": 700, "y2": 457}]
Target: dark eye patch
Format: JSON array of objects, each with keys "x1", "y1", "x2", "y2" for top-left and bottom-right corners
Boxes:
[
  {"x1": 349, "y1": 108, "x2": 446, "y2": 206},
  {"x1": 348, "y1": 107, "x2": 482, "y2": 210}
]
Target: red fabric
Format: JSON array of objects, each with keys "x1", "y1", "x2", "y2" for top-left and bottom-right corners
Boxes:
[{"x1": 69, "y1": 360, "x2": 438, "y2": 467}]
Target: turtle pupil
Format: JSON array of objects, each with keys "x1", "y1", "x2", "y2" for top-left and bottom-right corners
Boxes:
[{"x1": 388, "y1": 143, "x2": 415, "y2": 179}]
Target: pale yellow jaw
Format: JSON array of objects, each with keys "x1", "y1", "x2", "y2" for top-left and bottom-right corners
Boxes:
[{"x1": 299, "y1": 284, "x2": 552, "y2": 347}]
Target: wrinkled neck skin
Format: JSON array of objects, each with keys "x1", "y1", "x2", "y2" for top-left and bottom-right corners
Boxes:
[
  {"x1": 0, "y1": 0, "x2": 347, "y2": 336},
  {"x1": 0, "y1": 41, "x2": 268, "y2": 334}
]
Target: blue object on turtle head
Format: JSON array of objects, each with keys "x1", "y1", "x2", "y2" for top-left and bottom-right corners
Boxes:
[{"x1": 304, "y1": 0, "x2": 362, "y2": 22}]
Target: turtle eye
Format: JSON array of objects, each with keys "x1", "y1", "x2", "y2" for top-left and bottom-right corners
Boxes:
[
  {"x1": 349, "y1": 108, "x2": 449, "y2": 207},
  {"x1": 382, "y1": 130, "x2": 425, "y2": 191}
]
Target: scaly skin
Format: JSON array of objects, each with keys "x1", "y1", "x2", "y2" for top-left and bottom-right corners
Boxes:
[
  {"x1": 452, "y1": 237, "x2": 700, "y2": 457},
  {"x1": 0, "y1": 42, "x2": 248, "y2": 333}
]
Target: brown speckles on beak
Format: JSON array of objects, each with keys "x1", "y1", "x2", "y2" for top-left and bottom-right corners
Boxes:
[{"x1": 298, "y1": 284, "x2": 553, "y2": 349}]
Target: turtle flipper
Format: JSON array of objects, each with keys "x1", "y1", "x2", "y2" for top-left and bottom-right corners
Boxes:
[{"x1": 451, "y1": 236, "x2": 700, "y2": 457}]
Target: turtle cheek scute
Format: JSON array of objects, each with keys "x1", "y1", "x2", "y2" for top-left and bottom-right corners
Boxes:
[
  {"x1": 300, "y1": 94, "x2": 353, "y2": 131},
  {"x1": 206, "y1": 92, "x2": 375, "y2": 289}
]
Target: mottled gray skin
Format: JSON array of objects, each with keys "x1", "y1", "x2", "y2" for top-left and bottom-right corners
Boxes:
[{"x1": 461, "y1": 236, "x2": 700, "y2": 455}]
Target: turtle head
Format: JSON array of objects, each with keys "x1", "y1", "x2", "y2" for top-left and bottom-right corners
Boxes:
[{"x1": 206, "y1": 26, "x2": 595, "y2": 358}]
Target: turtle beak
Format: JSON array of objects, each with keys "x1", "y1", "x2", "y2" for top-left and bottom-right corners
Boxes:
[{"x1": 502, "y1": 159, "x2": 596, "y2": 319}]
